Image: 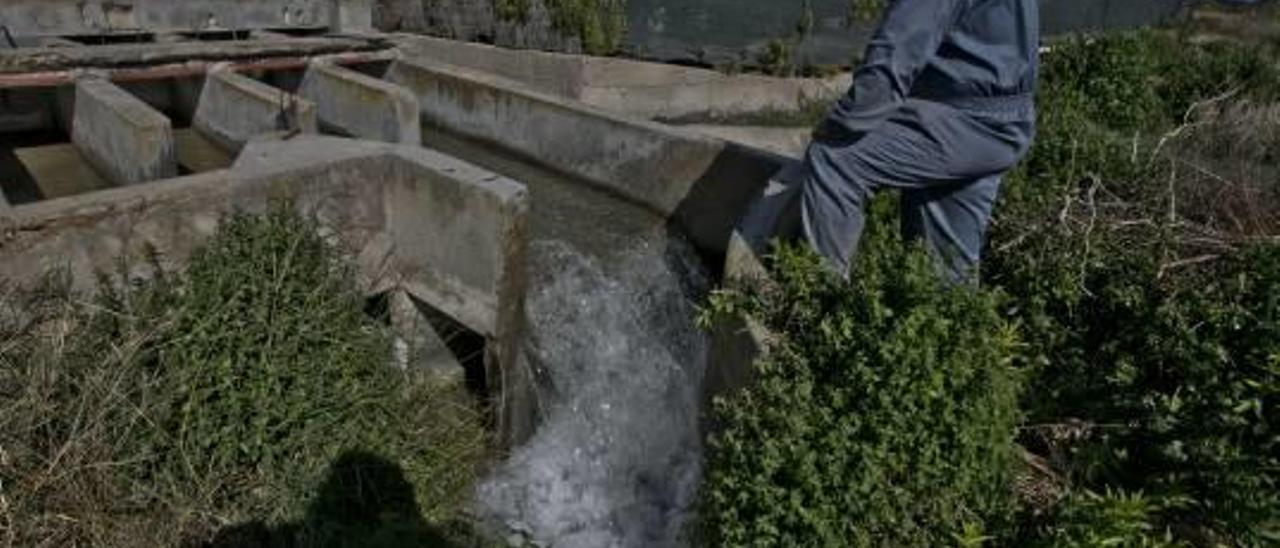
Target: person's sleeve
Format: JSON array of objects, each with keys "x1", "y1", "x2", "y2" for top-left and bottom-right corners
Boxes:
[{"x1": 821, "y1": 0, "x2": 968, "y2": 138}]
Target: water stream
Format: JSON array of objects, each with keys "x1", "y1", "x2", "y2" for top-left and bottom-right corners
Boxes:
[{"x1": 422, "y1": 133, "x2": 712, "y2": 547}]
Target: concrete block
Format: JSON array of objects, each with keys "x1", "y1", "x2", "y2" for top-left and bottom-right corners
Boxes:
[
  {"x1": 298, "y1": 61, "x2": 421, "y2": 145},
  {"x1": 332, "y1": 0, "x2": 376, "y2": 33},
  {"x1": 174, "y1": 128, "x2": 235, "y2": 173},
  {"x1": 390, "y1": 34, "x2": 850, "y2": 121},
  {"x1": 14, "y1": 143, "x2": 112, "y2": 200},
  {"x1": 72, "y1": 76, "x2": 177, "y2": 186},
  {"x1": 386, "y1": 56, "x2": 787, "y2": 260},
  {"x1": 194, "y1": 68, "x2": 318, "y2": 152}
]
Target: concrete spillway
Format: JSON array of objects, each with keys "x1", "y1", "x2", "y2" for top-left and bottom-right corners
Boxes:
[{"x1": 0, "y1": 19, "x2": 788, "y2": 547}]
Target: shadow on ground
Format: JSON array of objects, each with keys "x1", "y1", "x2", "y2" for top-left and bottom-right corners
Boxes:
[{"x1": 201, "y1": 451, "x2": 482, "y2": 548}]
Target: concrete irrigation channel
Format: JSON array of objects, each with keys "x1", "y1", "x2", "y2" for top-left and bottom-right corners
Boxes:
[{"x1": 0, "y1": 7, "x2": 784, "y2": 538}]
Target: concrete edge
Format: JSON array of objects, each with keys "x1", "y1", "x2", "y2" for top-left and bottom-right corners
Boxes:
[
  {"x1": 386, "y1": 56, "x2": 729, "y2": 213},
  {"x1": 300, "y1": 60, "x2": 422, "y2": 144},
  {"x1": 388, "y1": 34, "x2": 850, "y2": 120},
  {"x1": 72, "y1": 75, "x2": 177, "y2": 186}
]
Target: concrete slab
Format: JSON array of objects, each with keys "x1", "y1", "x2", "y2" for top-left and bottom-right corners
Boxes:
[
  {"x1": 174, "y1": 128, "x2": 235, "y2": 173},
  {"x1": 194, "y1": 68, "x2": 318, "y2": 152},
  {"x1": 14, "y1": 143, "x2": 112, "y2": 200},
  {"x1": 72, "y1": 76, "x2": 177, "y2": 186},
  {"x1": 298, "y1": 61, "x2": 421, "y2": 144}
]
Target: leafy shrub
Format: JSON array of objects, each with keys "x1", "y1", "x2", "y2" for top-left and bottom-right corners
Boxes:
[
  {"x1": 1031, "y1": 490, "x2": 1184, "y2": 548},
  {"x1": 544, "y1": 0, "x2": 626, "y2": 55},
  {"x1": 696, "y1": 29, "x2": 1279, "y2": 546},
  {"x1": 0, "y1": 208, "x2": 490, "y2": 546},
  {"x1": 699, "y1": 221, "x2": 1022, "y2": 547},
  {"x1": 987, "y1": 31, "x2": 1280, "y2": 544}
]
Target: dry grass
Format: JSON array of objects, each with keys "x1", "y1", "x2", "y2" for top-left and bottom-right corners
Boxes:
[{"x1": 0, "y1": 210, "x2": 494, "y2": 547}]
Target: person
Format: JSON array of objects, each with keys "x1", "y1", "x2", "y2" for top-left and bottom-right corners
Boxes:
[{"x1": 740, "y1": 0, "x2": 1040, "y2": 282}]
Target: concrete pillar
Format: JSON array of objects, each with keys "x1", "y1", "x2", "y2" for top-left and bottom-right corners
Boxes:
[
  {"x1": 704, "y1": 233, "x2": 773, "y2": 408},
  {"x1": 388, "y1": 290, "x2": 464, "y2": 378},
  {"x1": 72, "y1": 76, "x2": 177, "y2": 186},
  {"x1": 298, "y1": 61, "x2": 421, "y2": 145},
  {"x1": 194, "y1": 68, "x2": 318, "y2": 153},
  {"x1": 331, "y1": 0, "x2": 375, "y2": 33}
]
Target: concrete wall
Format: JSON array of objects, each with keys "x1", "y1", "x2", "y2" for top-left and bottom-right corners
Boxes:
[
  {"x1": 299, "y1": 61, "x2": 422, "y2": 144},
  {"x1": 194, "y1": 68, "x2": 318, "y2": 152},
  {"x1": 385, "y1": 56, "x2": 790, "y2": 263},
  {"x1": 0, "y1": 0, "x2": 377, "y2": 37},
  {"x1": 393, "y1": 34, "x2": 850, "y2": 121},
  {"x1": 72, "y1": 76, "x2": 177, "y2": 185},
  {"x1": 0, "y1": 135, "x2": 534, "y2": 445}
]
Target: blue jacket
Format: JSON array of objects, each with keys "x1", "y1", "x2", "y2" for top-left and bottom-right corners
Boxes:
[{"x1": 828, "y1": 0, "x2": 1040, "y2": 135}]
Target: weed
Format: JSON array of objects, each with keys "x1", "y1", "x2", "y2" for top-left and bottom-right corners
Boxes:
[{"x1": 0, "y1": 208, "x2": 491, "y2": 547}]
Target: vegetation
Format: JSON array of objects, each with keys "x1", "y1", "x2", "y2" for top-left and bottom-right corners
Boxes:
[
  {"x1": 492, "y1": 0, "x2": 626, "y2": 55},
  {"x1": 699, "y1": 218, "x2": 1022, "y2": 546},
  {"x1": 993, "y1": 29, "x2": 1280, "y2": 545},
  {"x1": 0, "y1": 208, "x2": 491, "y2": 547},
  {"x1": 702, "y1": 28, "x2": 1280, "y2": 547}
]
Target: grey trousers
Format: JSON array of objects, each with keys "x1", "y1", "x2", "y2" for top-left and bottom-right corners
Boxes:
[{"x1": 740, "y1": 99, "x2": 1034, "y2": 282}]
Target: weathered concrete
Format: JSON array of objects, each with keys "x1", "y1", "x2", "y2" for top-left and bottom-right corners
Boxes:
[
  {"x1": 194, "y1": 67, "x2": 318, "y2": 152},
  {"x1": 174, "y1": 128, "x2": 235, "y2": 172},
  {"x1": 299, "y1": 60, "x2": 421, "y2": 144},
  {"x1": 72, "y1": 76, "x2": 177, "y2": 185},
  {"x1": 386, "y1": 56, "x2": 787, "y2": 260},
  {"x1": 685, "y1": 125, "x2": 811, "y2": 159},
  {"x1": 14, "y1": 143, "x2": 112, "y2": 199},
  {"x1": 388, "y1": 289, "x2": 464, "y2": 377},
  {"x1": 0, "y1": 89, "x2": 52, "y2": 133},
  {"x1": 704, "y1": 232, "x2": 773, "y2": 414},
  {"x1": 0, "y1": 0, "x2": 332, "y2": 38},
  {"x1": 332, "y1": 0, "x2": 376, "y2": 33},
  {"x1": 392, "y1": 34, "x2": 850, "y2": 121},
  {"x1": 0, "y1": 37, "x2": 389, "y2": 75},
  {"x1": 0, "y1": 135, "x2": 533, "y2": 446}
]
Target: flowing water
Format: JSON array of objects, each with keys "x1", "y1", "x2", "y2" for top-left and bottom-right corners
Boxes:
[{"x1": 422, "y1": 133, "x2": 712, "y2": 547}]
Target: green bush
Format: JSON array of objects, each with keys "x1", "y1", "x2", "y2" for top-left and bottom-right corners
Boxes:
[
  {"x1": 699, "y1": 220, "x2": 1022, "y2": 547},
  {"x1": 697, "y1": 29, "x2": 1279, "y2": 546},
  {"x1": 0, "y1": 208, "x2": 490, "y2": 546},
  {"x1": 987, "y1": 31, "x2": 1280, "y2": 544},
  {"x1": 1031, "y1": 490, "x2": 1184, "y2": 548}
]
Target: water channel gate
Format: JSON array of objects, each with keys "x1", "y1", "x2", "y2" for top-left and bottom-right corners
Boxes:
[{"x1": 0, "y1": 0, "x2": 779, "y2": 472}]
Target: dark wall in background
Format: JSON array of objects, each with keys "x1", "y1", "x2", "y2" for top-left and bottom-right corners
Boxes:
[
  {"x1": 624, "y1": 0, "x2": 1192, "y2": 66},
  {"x1": 380, "y1": 0, "x2": 1192, "y2": 66}
]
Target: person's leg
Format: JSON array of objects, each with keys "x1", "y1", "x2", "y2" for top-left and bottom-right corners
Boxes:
[
  {"x1": 798, "y1": 138, "x2": 877, "y2": 275},
  {"x1": 901, "y1": 174, "x2": 1002, "y2": 283},
  {"x1": 796, "y1": 100, "x2": 1029, "y2": 276},
  {"x1": 736, "y1": 160, "x2": 806, "y2": 256}
]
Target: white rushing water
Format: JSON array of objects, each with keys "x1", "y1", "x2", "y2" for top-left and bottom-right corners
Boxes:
[{"x1": 479, "y1": 237, "x2": 709, "y2": 548}]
